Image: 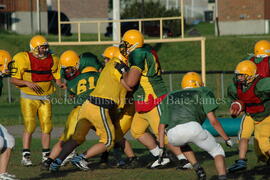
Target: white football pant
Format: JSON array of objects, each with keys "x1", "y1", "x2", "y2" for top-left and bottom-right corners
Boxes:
[
  {"x1": 167, "y1": 121, "x2": 225, "y2": 158},
  {"x1": 0, "y1": 124, "x2": 15, "y2": 152}
]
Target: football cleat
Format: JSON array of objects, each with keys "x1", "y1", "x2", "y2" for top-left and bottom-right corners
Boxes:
[
  {"x1": 61, "y1": 150, "x2": 76, "y2": 166},
  {"x1": 195, "y1": 167, "x2": 206, "y2": 180},
  {"x1": 49, "y1": 158, "x2": 62, "y2": 172},
  {"x1": 120, "y1": 157, "x2": 140, "y2": 169},
  {"x1": 71, "y1": 154, "x2": 90, "y2": 171},
  {"x1": 176, "y1": 159, "x2": 193, "y2": 170},
  {"x1": 0, "y1": 173, "x2": 19, "y2": 180},
  {"x1": 228, "y1": 159, "x2": 247, "y2": 173},
  {"x1": 147, "y1": 156, "x2": 171, "y2": 169},
  {"x1": 41, "y1": 158, "x2": 53, "y2": 171},
  {"x1": 42, "y1": 151, "x2": 50, "y2": 163},
  {"x1": 21, "y1": 152, "x2": 32, "y2": 167}
]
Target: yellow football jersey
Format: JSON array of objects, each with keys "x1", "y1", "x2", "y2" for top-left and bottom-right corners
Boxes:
[
  {"x1": 90, "y1": 58, "x2": 127, "y2": 108},
  {"x1": 12, "y1": 52, "x2": 60, "y2": 96}
]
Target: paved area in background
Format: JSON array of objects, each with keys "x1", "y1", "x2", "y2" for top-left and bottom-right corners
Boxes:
[
  {"x1": 5, "y1": 125, "x2": 132, "y2": 140},
  {"x1": 5, "y1": 125, "x2": 252, "y2": 144}
]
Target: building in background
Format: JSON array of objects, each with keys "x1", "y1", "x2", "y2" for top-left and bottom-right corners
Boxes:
[
  {"x1": 49, "y1": 0, "x2": 108, "y2": 35},
  {"x1": 0, "y1": 0, "x2": 108, "y2": 35},
  {"x1": 0, "y1": 0, "x2": 48, "y2": 34},
  {"x1": 217, "y1": 0, "x2": 270, "y2": 35}
]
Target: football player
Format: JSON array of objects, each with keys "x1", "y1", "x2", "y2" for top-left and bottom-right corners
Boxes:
[
  {"x1": 0, "y1": 50, "x2": 18, "y2": 180},
  {"x1": 49, "y1": 45, "x2": 132, "y2": 171},
  {"x1": 119, "y1": 29, "x2": 192, "y2": 169},
  {"x1": 100, "y1": 46, "x2": 139, "y2": 168},
  {"x1": 228, "y1": 60, "x2": 270, "y2": 171},
  {"x1": 10, "y1": 35, "x2": 64, "y2": 166},
  {"x1": 158, "y1": 72, "x2": 233, "y2": 180},
  {"x1": 228, "y1": 40, "x2": 270, "y2": 172},
  {"x1": 41, "y1": 50, "x2": 100, "y2": 170}
]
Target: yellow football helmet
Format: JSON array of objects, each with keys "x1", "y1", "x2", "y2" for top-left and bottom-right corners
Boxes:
[
  {"x1": 0, "y1": 50, "x2": 12, "y2": 75},
  {"x1": 235, "y1": 60, "x2": 257, "y2": 84},
  {"x1": 254, "y1": 40, "x2": 270, "y2": 57},
  {"x1": 60, "y1": 50, "x2": 80, "y2": 68},
  {"x1": 103, "y1": 46, "x2": 118, "y2": 60},
  {"x1": 181, "y1": 72, "x2": 203, "y2": 89},
  {"x1": 81, "y1": 66, "x2": 98, "y2": 73},
  {"x1": 29, "y1": 35, "x2": 49, "y2": 58},
  {"x1": 120, "y1": 29, "x2": 144, "y2": 58}
]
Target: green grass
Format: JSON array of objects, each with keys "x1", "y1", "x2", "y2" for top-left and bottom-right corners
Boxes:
[
  {"x1": 0, "y1": 22, "x2": 269, "y2": 124},
  {"x1": 7, "y1": 138, "x2": 268, "y2": 180}
]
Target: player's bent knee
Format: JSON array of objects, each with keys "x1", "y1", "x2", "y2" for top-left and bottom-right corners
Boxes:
[
  {"x1": 42, "y1": 123, "x2": 53, "y2": 134},
  {"x1": 209, "y1": 143, "x2": 225, "y2": 158},
  {"x1": 130, "y1": 129, "x2": 143, "y2": 139},
  {"x1": 25, "y1": 123, "x2": 36, "y2": 134},
  {"x1": 72, "y1": 134, "x2": 86, "y2": 145}
]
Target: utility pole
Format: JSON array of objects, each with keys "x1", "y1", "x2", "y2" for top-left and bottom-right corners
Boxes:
[{"x1": 113, "y1": 0, "x2": 120, "y2": 43}]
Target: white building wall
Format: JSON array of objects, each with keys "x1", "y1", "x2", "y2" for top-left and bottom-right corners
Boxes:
[{"x1": 11, "y1": 11, "x2": 48, "y2": 34}]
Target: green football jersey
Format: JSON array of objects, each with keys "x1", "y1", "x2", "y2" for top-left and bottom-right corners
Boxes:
[
  {"x1": 160, "y1": 87, "x2": 218, "y2": 131},
  {"x1": 79, "y1": 52, "x2": 103, "y2": 71},
  {"x1": 227, "y1": 77, "x2": 270, "y2": 121},
  {"x1": 129, "y1": 47, "x2": 167, "y2": 101},
  {"x1": 67, "y1": 71, "x2": 100, "y2": 105}
]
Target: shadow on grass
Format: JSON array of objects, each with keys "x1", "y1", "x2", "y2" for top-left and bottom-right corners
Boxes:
[
  {"x1": 226, "y1": 164, "x2": 270, "y2": 180},
  {"x1": 25, "y1": 167, "x2": 80, "y2": 180}
]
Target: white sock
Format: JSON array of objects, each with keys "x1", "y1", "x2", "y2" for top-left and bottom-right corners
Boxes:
[
  {"x1": 177, "y1": 154, "x2": 187, "y2": 160},
  {"x1": 150, "y1": 146, "x2": 160, "y2": 157}
]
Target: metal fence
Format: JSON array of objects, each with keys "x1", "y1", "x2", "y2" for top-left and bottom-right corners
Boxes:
[{"x1": 0, "y1": 71, "x2": 235, "y2": 104}]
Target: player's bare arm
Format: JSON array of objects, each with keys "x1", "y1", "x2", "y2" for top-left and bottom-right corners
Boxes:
[
  {"x1": 10, "y1": 77, "x2": 44, "y2": 95},
  {"x1": 207, "y1": 112, "x2": 230, "y2": 141},
  {"x1": 122, "y1": 67, "x2": 141, "y2": 88},
  {"x1": 120, "y1": 79, "x2": 133, "y2": 91},
  {"x1": 55, "y1": 79, "x2": 67, "y2": 89},
  {"x1": 158, "y1": 124, "x2": 166, "y2": 149}
]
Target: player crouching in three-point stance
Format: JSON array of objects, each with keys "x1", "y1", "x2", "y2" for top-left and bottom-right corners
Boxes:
[
  {"x1": 158, "y1": 72, "x2": 233, "y2": 180},
  {"x1": 228, "y1": 60, "x2": 270, "y2": 171}
]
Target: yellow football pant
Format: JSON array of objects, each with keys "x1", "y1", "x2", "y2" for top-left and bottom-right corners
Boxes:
[
  {"x1": 254, "y1": 116, "x2": 270, "y2": 160},
  {"x1": 59, "y1": 106, "x2": 81, "y2": 142},
  {"x1": 238, "y1": 115, "x2": 254, "y2": 139},
  {"x1": 20, "y1": 97, "x2": 52, "y2": 134},
  {"x1": 112, "y1": 103, "x2": 135, "y2": 142},
  {"x1": 72, "y1": 100, "x2": 115, "y2": 150},
  {"x1": 131, "y1": 105, "x2": 168, "y2": 144}
]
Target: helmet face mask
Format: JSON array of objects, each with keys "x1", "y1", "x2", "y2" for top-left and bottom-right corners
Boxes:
[
  {"x1": 235, "y1": 60, "x2": 258, "y2": 86},
  {"x1": 63, "y1": 66, "x2": 79, "y2": 80},
  {"x1": 35, "y1": 44, "x2": 50, "y2": 58},
  {"x1": 120, "y1": 29, "x2": 144, "y2": 58},
  {"x1": 235, "y1": 73, "x2": 257, "y2": 86}
]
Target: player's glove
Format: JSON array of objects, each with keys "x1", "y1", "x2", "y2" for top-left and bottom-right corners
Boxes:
[
  {"x1": 225, "y1": 138, "x2": 234, "y2": 148},
  {"x1": 158, "y1": 147, "x2": 165, "y2": 164},
  {"x1": 230, "y1": 100, "x2": 245, "y2": 118},
  {"x1": 115, "y1": 62, "x2": 129, "y2": 74}
]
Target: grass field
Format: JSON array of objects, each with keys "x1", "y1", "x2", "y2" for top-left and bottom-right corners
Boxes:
[{"x1": 7, "y1": 138, "x2": 269, "y2": 180}]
